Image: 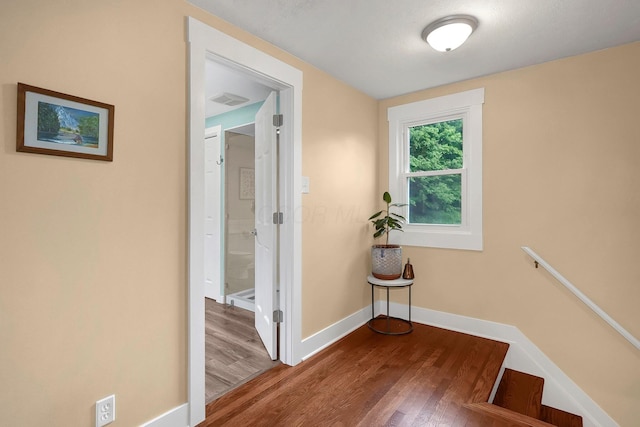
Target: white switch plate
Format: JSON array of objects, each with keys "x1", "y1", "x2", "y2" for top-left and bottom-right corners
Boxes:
[
  {"x1": 301, "y1": 176, "x2": 310, "y2": 194},
  {"x1": 96, "y1": 394, "x2": 115, "y2": 427}
]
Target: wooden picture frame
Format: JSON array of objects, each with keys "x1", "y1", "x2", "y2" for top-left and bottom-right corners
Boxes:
[{"x1": 16, "y1": 83, "x2": 114, "y2": 161}]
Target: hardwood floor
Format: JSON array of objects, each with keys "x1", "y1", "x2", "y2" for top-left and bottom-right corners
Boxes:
[
  {"x1": 205, "y1": 298, "x2": 280, "y2": 403},
  {"x1": 200, "y1": 320, "x2": 511, "y2": 426}
]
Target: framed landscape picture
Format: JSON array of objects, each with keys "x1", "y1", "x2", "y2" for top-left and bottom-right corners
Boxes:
[{"x1": 16, "y1": 83, "x2": 114, "y2": 161}]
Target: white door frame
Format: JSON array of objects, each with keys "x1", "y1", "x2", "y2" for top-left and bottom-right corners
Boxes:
[{"x1": 187, "y1": 17, "x2": 303, "y2": 425}]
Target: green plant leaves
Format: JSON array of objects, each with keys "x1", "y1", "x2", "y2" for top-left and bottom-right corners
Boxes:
[
  {"x1": 369, "y1": 192, "x2": 406, "y2": 244},
  {"x1": 368, "y1": 211, "x2": 383, "y2": 220}
]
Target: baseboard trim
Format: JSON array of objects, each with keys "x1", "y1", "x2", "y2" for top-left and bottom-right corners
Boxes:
[
  {"x1": 140, "y1": 403, "x2": 189, "y2": 427},
  {"x1": 301, "y1": 300, "x2": 617, "y2": 427},
  {"x1": 300, "y1": 305, "x2": 370, "y2": 361}
]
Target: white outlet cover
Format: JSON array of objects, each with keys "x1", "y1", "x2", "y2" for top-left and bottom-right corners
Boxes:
[{"x1": 96, "y1": 394, "x2": 116, "y2": 427}]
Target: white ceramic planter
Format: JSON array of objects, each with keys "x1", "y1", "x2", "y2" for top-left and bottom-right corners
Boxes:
[{"x1": 371, "y1": 245, "x2": 402, "y2": 280}]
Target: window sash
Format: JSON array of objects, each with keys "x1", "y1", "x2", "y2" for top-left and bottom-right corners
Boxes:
[
  {"x1": 404, "y1": 168, "x2": 464, "y2": 178},
  {"x1": 402, "y1": 114, "x2": 468, "y2": 228},
  {"x1": 403, "y1": 169, "x2": 468, "y2": 228},
  {"x1": 405, "y1": 117, "x2": 464, "y2": 174}
]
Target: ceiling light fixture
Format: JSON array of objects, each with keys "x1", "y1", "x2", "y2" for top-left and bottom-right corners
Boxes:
[{"x1": 422, "y1": 15, "x2": 478, "y2": 52}]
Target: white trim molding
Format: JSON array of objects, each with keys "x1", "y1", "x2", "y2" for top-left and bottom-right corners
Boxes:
[
  {"x1": 140, "y1": 404, "x2": 189, "y2": 427},
  {"x1": 301, "y1": 306, "x2": 371, "y2": 361}
]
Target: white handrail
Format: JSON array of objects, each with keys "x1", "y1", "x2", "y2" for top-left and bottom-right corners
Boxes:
[{"x1": 521, "y1": 246, "x2": 640, "y2": 351}]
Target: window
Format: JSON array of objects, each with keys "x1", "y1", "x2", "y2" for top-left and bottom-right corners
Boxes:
[{"x1": 388, "y1": 88, "x2": 484, "y2": 250}]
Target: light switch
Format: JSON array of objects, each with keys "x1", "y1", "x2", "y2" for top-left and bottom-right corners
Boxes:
[{"x1": 301, "y1": 176, "x2": 310, "y2": 194}]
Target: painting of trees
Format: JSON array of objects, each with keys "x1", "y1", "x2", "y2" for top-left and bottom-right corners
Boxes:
[
  {"x1": 78, "y1": 116, "x2": 99, "y2": 140},
  {"x1": 37, "y1": 102, "x2": 60, "y2": 136}
]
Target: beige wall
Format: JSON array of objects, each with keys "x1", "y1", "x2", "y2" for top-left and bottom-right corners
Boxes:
[
  {"x1": 225, "y1": 132, "x2": 255, "y2": 295},
  {"x1": 1, "y1": 1, "x2": 188, "y2": 426},
  {"x1": 0, "y1": 1, "x2": 377, "y2": 425},
  {"x1": 225, "y1": 133, "x2": 254, "y2": 222},
  {"x1": 378, "y1": 42, "x2": 640, "y2": 425},
  {"x1": 300, "y1": 65, "x2": 379, "y2": 337},
  {"x1": 2, "y1": 0, "x2": 636, "y2": 425}
]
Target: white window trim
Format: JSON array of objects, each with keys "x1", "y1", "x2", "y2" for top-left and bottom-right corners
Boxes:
[{"x1": 388, "y1": 88, "x2": 484, "y2": 251}]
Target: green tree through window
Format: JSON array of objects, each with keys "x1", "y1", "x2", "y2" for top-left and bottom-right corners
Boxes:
[{"x1": 408, "y1": 119, "x2": 463, "y2": 224}]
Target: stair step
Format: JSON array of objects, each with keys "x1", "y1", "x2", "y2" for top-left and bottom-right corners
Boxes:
[
  {"x1": 493, "y1": 368, "x2": 544, "y2": 419},
  {"x1": 540, "y1": 404, "x2": 583, "y2": 427},
  {"x1": 464, "y1": 402, "x2": 556, "y2": 427}
]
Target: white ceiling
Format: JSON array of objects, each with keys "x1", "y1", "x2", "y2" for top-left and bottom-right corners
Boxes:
[
  {"x1": 192, "y1": 0, "x2": 640, "y2": 100},
  {"x1": 205, "y1": 58, "x2": 273, "y2": 117}
]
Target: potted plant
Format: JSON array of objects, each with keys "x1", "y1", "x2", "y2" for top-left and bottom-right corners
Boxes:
[{"x1": 368, "y1": 191, "x2": 406, "y2": 280}]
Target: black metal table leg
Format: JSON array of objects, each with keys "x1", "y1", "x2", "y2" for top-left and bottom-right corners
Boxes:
[{"x1": 367, "y1": 275, "x2": 414, "y2": 335}]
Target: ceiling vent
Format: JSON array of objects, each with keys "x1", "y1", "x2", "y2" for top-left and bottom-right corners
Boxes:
[{"x1": 210, "y1": 92, "x2": 250, "y2": 106}]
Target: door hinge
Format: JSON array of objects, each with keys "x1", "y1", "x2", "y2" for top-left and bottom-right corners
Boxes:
[
  {"x1": 272, "y1": 212, "x2": 283, "y2": 225},
  {"x1": 273, "y1": 309, "x2": 283, "y2": 323},
  {"x1": 273, "y1": 114, "x2": 283, "y2": 127}
]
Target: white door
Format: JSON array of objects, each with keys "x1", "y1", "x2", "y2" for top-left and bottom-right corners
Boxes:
[
  {"x1": 254, "y1": 92, "x2": 278, "y2": 360},
  {"x1": 204, "y1": 126, "x2": 222, "y2": 301}
]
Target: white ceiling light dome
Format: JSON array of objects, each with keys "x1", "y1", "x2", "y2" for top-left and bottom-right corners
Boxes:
[{"x1": 422, "y1": 15, "x2": 478, "y2": 52}]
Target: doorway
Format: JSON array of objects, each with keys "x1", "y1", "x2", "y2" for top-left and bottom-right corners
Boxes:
[
  {"x1": 188, "y1": 16, "x2": 303, "y2": 425},
  {"x1": 202, "y1": 65, "x2": 274, "y2": 402},
  {"x1": 202, "y1": 62, "x2": 270, "y2": 307}
]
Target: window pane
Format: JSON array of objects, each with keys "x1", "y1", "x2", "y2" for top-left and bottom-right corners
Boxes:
[
  {"x1": 409, "y1": 175, "x2": 461, "y2": 225},
  {"x1": 409, "y1": 119, "x2": 463, "y2": 172}
]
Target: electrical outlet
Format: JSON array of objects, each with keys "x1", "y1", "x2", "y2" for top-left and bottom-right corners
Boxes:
[{"x1": 95, "y1": 394, "x2": 115, "y2": 427}]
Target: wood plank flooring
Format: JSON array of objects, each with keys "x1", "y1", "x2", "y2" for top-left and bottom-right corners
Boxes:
[
  {"x1": 205, "y1": 298, "x2": 280, "y2": 403},
  {"x1": 200, "y1": 320, "x2": 511, "y2": 426},
  {"x1": 493, "y1": 368, "x2": 544, "y2": 419}
]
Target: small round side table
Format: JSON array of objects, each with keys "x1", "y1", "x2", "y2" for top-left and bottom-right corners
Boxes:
[{"x1": 367, "y1": 274, "x2": 414, "y2": 335}]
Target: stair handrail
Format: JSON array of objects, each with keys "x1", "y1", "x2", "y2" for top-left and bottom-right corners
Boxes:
[{"x1": 521, "y1": 246, "x2": 640, "y2": 351}]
